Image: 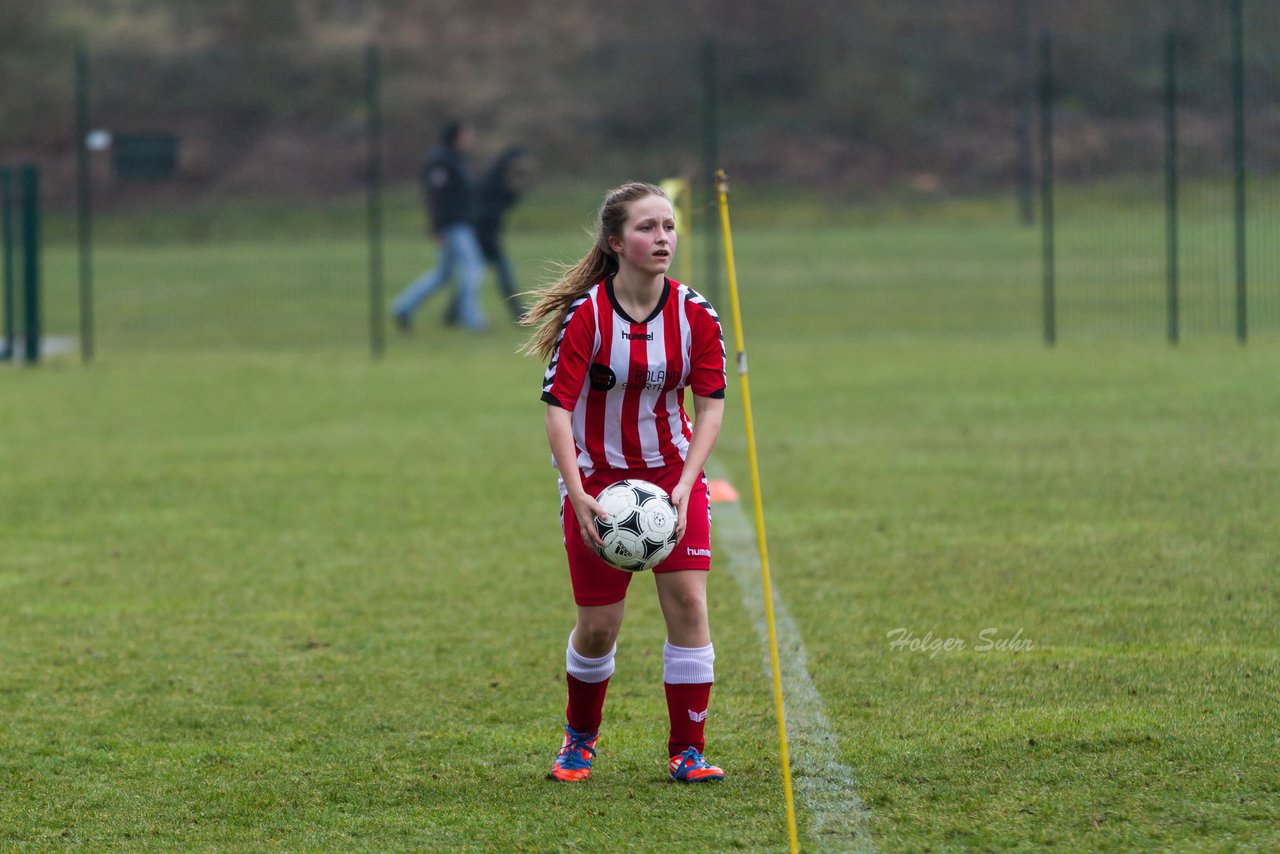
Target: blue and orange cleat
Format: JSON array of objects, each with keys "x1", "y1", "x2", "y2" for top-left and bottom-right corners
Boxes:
[
  {"x1": 548, "y1": 725, "x2": 598, "y2": 782},
  {"x1": 668, "y1": 746, "x2": 724, "y2": 783}
]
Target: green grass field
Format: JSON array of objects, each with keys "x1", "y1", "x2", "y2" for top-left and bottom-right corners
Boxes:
[{"x1": 2, "y1": 189, "x2": 1278, "y2": 851}]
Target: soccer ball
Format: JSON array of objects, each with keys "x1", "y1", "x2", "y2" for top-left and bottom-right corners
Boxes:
[{"x1": 592, "y1": 479, "x2": 679, "y2": 572}]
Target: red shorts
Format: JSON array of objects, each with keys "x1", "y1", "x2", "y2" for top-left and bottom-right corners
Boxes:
[{"x1": 562, "y1": 464, "x2": 712, "y2": 607}]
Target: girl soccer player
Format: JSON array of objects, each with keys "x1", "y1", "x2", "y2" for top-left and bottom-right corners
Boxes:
[{"x1": 522, "y1": 182, "x2": 727, "y2": 783}]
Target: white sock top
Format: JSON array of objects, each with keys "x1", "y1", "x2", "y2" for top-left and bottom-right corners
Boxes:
[
  {"x1": 663, "y1": 640, "x2": 715, "y2": 685},
  {"x1": 566, "y1": 631, "x2": 616, "y2": 684}
]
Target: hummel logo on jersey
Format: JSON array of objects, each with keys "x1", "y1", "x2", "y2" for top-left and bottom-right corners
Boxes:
[
  {"x1": 621, "y1": 330, "x2": 654, "y2": 341},
  {"x1": 686, "y1": 547, "x2": 712, "y2": 558},
  {"x1": 688, "y1": 709, "x2": 708, "y2": 723}
]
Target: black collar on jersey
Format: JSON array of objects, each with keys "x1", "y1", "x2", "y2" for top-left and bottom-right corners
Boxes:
[{"x1": 605, "y1": 275, "x2": 671, "y2": 325}]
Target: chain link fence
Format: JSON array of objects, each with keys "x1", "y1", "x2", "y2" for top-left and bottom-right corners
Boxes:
[
  {"x1": 1041, "y1": 1, "x2": 1280, "y2": 341},
  {"x1": 3, "y1": 1, "x2": 1278, "y2": 357}
]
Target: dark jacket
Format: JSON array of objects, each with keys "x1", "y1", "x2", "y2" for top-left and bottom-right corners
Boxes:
[
  {"x1": 420, "y1": 143, "x2": 473, "y2": 233},
  {"x1": 474, "y1": 148, "x2": 526, "y2": 240},
  {"x1": 472, "y1": 147, "x2": 529, "y2": 261}
]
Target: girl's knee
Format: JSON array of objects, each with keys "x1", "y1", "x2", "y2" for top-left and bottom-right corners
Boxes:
[
  {"x1": 574, "y1": 613, "x2": 622, "y2": 655},
  {"x1": 665, "y1": 584, "x2": 707, "y2": 616}
]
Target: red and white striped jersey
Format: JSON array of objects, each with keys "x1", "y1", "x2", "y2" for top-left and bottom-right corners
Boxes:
[{"x1": 541, "y1": 276, "x2": 726, "y2": 477}]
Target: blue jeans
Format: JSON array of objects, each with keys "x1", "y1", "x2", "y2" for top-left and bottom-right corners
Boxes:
[
  {"x1": 444, "y1": 252, "x2": 522, "y2": 324},
  {"x1": 392, "y1": 224, "x2": 487, "y2": 330}
]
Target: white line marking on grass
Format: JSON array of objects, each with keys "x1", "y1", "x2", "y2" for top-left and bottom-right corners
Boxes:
[{"x1": 712, "y1": 463, "x2": 877, "y2": 854}]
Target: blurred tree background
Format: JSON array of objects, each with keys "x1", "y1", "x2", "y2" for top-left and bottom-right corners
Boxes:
[
  {"x1": 2, "y1": 0, "x2": 1277, "y2": 205},
  {"x1": 3, "y1": 0, "x2": 1278, "y2": 353}
]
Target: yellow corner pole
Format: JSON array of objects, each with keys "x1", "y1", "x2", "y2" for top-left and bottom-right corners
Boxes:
[{"x1": 716, "y1": 169, "x2": 800, "y2": 854}]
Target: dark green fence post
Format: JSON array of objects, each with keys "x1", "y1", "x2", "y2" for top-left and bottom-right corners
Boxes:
[
  {"x1": 365, "y1": 42, "x2": 385, "y2": 359},
  {"x1": 1014, "y1": 0, "x2": 1036, "y2": 226},
  {"x1": 1164, "y1": 30, "x2": 1180, "y2": 345},
  {"x1": 76, "y1": 43, "x2": 95, "y2": 363},
  {"x1": 1230, "y1": 0, "x2": 1247, "y2": 344},
  {"x1": 1038, "y1": 31, "x2": 1056, "y2": 346},
  {"x1": 1, "y1": 167, "x2": 13, "y2": 362},
  {"x1": 700, "y1": 37, "x2": 721, "y2": 307},
  {"x1": 20, "y1": 164, "x2": 40, "y2": 365}
]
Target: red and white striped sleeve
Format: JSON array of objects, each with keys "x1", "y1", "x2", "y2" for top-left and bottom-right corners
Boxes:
[
  {"x1": 540, "y1": 293, "x2": 597, "y2": 410},
  {"x1": 684, "y1": 290, "x2": 726, "y2": 399}
]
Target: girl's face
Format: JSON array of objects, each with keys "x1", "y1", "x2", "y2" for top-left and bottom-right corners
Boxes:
[{"x1": 609, "y1": 194, "x2": 676, "y2": 277}]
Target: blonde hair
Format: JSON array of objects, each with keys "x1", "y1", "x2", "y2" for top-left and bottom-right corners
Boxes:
[{"x1": 520, "y1": 182, "x2": 669, "y2": 361}]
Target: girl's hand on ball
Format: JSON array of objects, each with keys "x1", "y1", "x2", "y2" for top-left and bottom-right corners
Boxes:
[
  {"x1": 670, "y1": 482, "x2": 691, "y2": 543},
  {"x1": 571, "y1": 493, "x2": 608, "y2": 549}
]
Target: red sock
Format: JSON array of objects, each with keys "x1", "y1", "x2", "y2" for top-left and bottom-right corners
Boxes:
[
  {"x1": 664, "y1": 682, "x2": 712, "y2": 757},
  {"x1": 566, "y1": 673, "x2": 610, "y2": 734}
]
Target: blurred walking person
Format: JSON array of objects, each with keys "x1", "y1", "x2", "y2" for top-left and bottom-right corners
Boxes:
[
  {"x1": 445, "y1": 146, "x2": 534, "y2": 324},
  {"x1": 392, "y1": 120, "x2": 487, "y2": 332}
]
